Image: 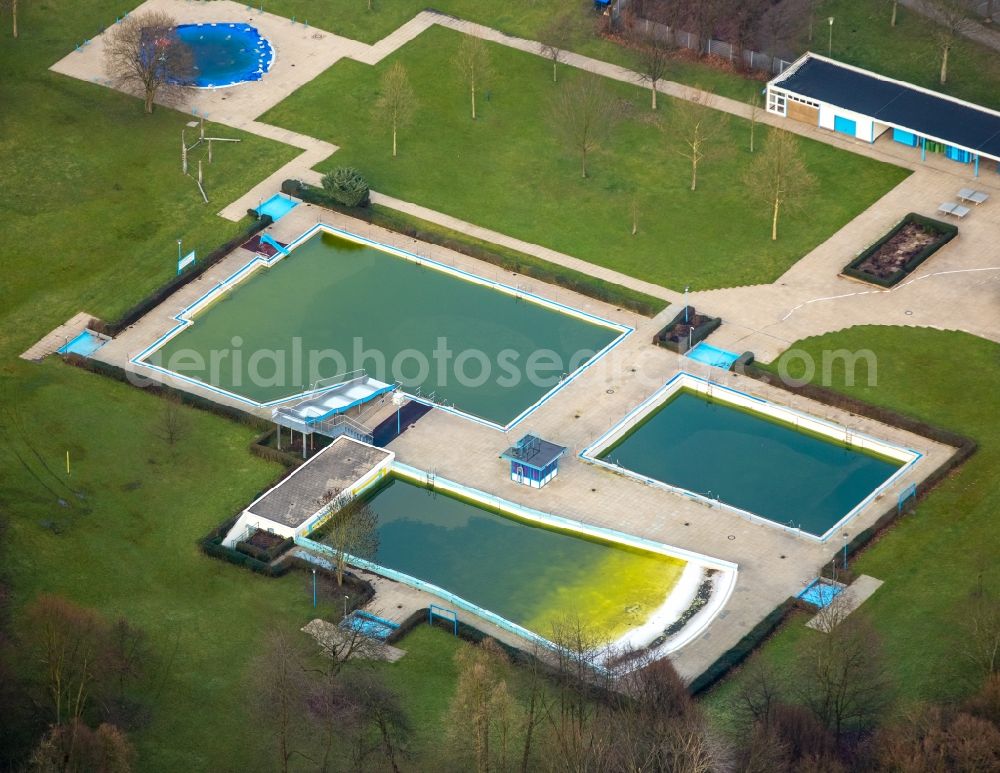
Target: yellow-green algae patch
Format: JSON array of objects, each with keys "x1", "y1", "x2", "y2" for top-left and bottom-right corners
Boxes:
[{"x1": 322, "y1": 477, "x2": 685, "y2": 642}]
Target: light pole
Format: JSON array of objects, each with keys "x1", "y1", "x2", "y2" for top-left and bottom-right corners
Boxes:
[
  {"x1": 177, "y1": 239, "x2": 182, "y2": 264},
  {"x1": 684, "y1": 286, "x2": 690, "y2": 322},
  {"x1": 828, "y1": 17, "x2": 835, "y2": 57},
  {"x1": 312, "y1": 569, "x2": 317, "y2": 608},
  {"x1": 343, "y1": 595, "x2": 349, "y2": 618},
  {"x1": 842, "y1": 532, "x2": 849, "y2": 573}
]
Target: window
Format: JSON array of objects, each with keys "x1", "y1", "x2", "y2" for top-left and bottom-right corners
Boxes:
[{"x1": 767, "y1": 90, "x2": 787, "y2": 115}]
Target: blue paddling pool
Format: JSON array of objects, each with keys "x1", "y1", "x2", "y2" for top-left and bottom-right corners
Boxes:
[
  {"x1": 58, "y1": 330, "x2": 108, "y2": 357},
  {"x1": 685, "y1": 341, "x2": 740, "y2": 370},
  {"x1": 174, "y1": 23, "x2": 274, "y2": 88}
]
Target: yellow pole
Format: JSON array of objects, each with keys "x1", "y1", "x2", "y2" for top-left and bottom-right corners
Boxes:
[{"x1": 66, "y1": 451, "x2": 70, "y2": 475}]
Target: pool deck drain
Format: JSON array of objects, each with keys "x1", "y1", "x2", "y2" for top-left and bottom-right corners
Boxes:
[{"x1": 20, "y1": 312, "x2": 100, "y2": 361}]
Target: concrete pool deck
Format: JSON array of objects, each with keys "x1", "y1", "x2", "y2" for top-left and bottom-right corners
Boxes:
[{"x1": 93, "y1": 203, "x2": 958, "y2": 680}]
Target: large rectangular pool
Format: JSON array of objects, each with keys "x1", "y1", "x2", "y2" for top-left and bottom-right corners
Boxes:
[
  {"x1": 587, "y1": 375, "x2": 915, "y2": 538},
  {"x1": 143, "y1": 227, "x2": 625, "y2": 427},
  {"x1": 319, "y1": 475, "x2": 687, "y2": 644}
]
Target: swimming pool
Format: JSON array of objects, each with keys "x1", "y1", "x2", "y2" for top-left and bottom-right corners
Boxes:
[
  {"x1": 174, "y1": 23, "x2": 274, "y2": 88},
  {"x1": 140, "y1": 225, "x2": 628, "y2": 428},
  {"x1": 255, "y1": 193, "x2": 298, "y2": 221},
  {"x1": 315, "y1": 474, "x2": 691, "y2": 646},
  {"x1": 58, "y1": 330, "x2": 108, "y2": 357},
  {"x1": 583, "y1": 373, "x2": 918, "y2": 539},
  {"x1": 685, "y1": 341, "x2": 740, "y2": 370},
  {"x1": 341, "y1": 610, "x2": 399, "y2": 641},
  {"x1": 798, "y1": 578, "x2": 845, "y2": 607}
]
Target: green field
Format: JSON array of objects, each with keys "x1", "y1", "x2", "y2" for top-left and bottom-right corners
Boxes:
[
  {"x1": 702, "y1": 327, "x2": 1000, "y2": 724},
  {"x1": 263, "y1": 25, "x2": 908, "y2": 290}
]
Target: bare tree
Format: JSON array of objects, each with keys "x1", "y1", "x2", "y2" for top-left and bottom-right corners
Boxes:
[
  {"x1": 632, "y1": 33, "x2": 674, "y2": 110},
  {"x1": 549, "y1": 75, "x2": 621, "y2": 178},
  {"x1": 671, "y1": 89, "x2": 729, "y2": 191},
  {"x1": 455, "y1": 35, "x2": 492, "y2": 120},
  {"x1": 373, "y1": 61, "x2": 416, "y2": 158},
  {"x1": 447, "y1": 637, "x2": 520, "y2": 773},
  {"x1": 755, "y1": 0, "x2": 807, "y2": 61},
  {"x1": 794, "y1": 602, "x2": 894, "y2": 737},
  {"x1": 748, "y1": 90, "x2": 761, "y2": 153},
  {"x1": 152, "y1": 394, "x2": 189, "y2": 449},
  {"x1": 539, "y1": 14, "x2": 573, "y2": 83},
  {"x1": 320, "y1": 495, "x2": 379, "y2": 586},
  {"x1": 1, "y1": 0, "x2": 20, "y2": 39},
  {"x1": 105, "y1": 11, "x2": 195, "y2": 114},
  {"x1": 960, "y1": 583, "x2": 1000, "y2": 680},
  {"x1": 742, "y1": 127, "x2": 816, "y2": 241},
  {"x1": 29, "y1": 721, "x2": 136, "y2": 772},
  {"x1": 250, "y1": 628, "x2": 311, "y2": 773},
  {"x1": 933, "y1": 0, "x2": 973, "y2": 84}
]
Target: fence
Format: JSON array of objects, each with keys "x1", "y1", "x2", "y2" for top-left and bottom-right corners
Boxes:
[{"x1": 615, "y1": 4, "x2": 793, "y2": 76}]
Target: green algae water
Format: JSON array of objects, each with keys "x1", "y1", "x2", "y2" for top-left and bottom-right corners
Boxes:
[
  {"x1": 599, "y1": 389, "x2": 902, "y2": 537},
  {"x1": 327, "y1": 477, "x2": 685, "y2": 642},
  {"x1": 152, "y1": 231, "x2": 620, "y2": 424}
]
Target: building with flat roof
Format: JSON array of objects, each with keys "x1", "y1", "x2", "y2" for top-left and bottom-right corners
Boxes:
[
  {"x1": 767, "y1": 53, "x2": 1000, "y2": 176},
  {"x1": 222, "y1": 436, "x2": 393, "y2": 547}
]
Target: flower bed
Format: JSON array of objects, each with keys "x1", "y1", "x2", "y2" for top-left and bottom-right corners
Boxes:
[
  {"x1": 842, "y1": 213, "x2": 957, "y2": 288},
  {"x1": 652, "y1": 305, "x2": 721, "y2": 353}
]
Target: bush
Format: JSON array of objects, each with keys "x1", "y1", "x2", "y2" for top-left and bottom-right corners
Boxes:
[
  {"x1": 842, "y1": 212, "x2": 957, "y2": 288},
  {"x1": 653, "y1": 306, "x2": 722, "y2": 353},
  {"x1": 321, "y1": 167, "x2": 370, "y2": 208}
]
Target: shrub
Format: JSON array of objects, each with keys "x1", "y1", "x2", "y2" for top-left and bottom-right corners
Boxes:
[{"x1": 321, "y1": 167, "x2": 370, "y2": 208}]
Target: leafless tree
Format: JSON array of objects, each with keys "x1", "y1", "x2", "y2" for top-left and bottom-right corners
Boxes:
[
  {"x1": 1, "y1": 0, "x2": 21, "y2": 39},
  {"x1": 877, "y1": 702, "x2": 1000, "y2": 772},
  {"x1": 549, "y1": 74, "x2": 621, "y2": 178},
  {"x1": 960, "y1": 583, "x2": 1000, "y2": 680},
  {"x1": 742, "y1": 126, "x2": 816, "y2": 240},
  {"x1": 29, "y1": 721, "x2": 135, "y2": 772},
  {"x1": 373, "y1": 61, "x2": 416, "y2": 158},
  {"x1": 932, "y1": 0, "x2": 973, "y2": 84},
  {"x1": 794, "y1": 602, "x2": 894, "y2": 737},
  {"x1": 539, "y1": 14, "x2": 573, "y2": 83},
  {"x1": 755, "y1": 0, "x2": 807, "y2": 61},
  {"x1": 250, "y1": 628, "x2": 312, "y2": 773},
  {"x1": 152, "y1": 394, "x2": 189, "y2": 449},
  {"x1": 104, "y1": 11, "x2": 195, "y2": 114},
  {"x1": 455, "y1": 35, "x2": 492, "y2": 120},
  {"x1": 671, "y1": 89, "x2": 729, "y2": 191},
  {"x1": 447, "y1": 637, "x2": 520, "y2": 772},
  {"x1": 632, "y1": 32, "x2": 674, "y2": 110},
  {"x1": 319, "y1": 494, "x2": 379, "y2": 586},
  {"x1": 748, "y1": 90, "x2": 761, "y2": 153}
]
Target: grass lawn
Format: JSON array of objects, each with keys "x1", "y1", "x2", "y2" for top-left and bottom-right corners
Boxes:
[
  {"x1": 263, "y1": 25, "x2": 908, "y2": 290},
  {"x1": 701, "y1": 326, "x2": 1000, "y2": 726},
  {"x1": 818, "y1": 0, "x2": 1000, "y2": 112}
]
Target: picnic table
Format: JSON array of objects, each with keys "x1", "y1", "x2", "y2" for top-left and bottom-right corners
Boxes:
[
  {"x1": 957, "y1": 188, "x2": 990, "y2": 205},
  {"x1": 938, "y1": 202, "x2": 971, "y2": 218}
]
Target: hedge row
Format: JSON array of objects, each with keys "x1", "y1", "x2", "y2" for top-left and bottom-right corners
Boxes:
[
  {"x1": 281, "y1": 555, "x2": 377, "y2": 608},
  {"x1": 93, "y1": 216, "x2": 272, "y2": 337},
  {"x1": 236, "y1": 533, "x2": 295, "y2": 563},
  {"x1": 653, "y1": 306, "x2": 721, "y2": 353},
  {"x1": 197, "y1": 514, "x2": 292, "y2": 577},
  {"x1": 689, "y1": 597, "x2": 799, "y2": 695},
  {"x1": 842, "y1": 212, "x2": 958, "y2": 288},
  {"x1": 280, "y1": 179, "x2": 666, "y2": 317}
]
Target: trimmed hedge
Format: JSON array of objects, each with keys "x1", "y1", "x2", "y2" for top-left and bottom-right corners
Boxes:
[
  {"x1": 280, "y1": 179, "x2": 666, "y2": 317},
  {"x1": 689, "y1": 597, "x2": 799, "y2": 695},
  {"x1": 198, "y1": 514, "x2": 291, "y2": 577},
  {"x1": 842, "y1": 212, "x2": 957, "y2": 288},
  {"x1": 94, "y1": 216, "x2": 272, "y2": 337},
  {"x1": 653, "y1": 305, "x2": 721, "y2": 353},
  {"x1": 236, "y1": 532, "x2": 294, "y2": 563}
]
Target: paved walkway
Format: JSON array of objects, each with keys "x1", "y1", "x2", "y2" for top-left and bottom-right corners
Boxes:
[{"x1": 806, "y1": 575, "x2": 885, "y2": 631}]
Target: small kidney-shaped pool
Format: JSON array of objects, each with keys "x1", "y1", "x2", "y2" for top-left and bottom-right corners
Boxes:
[{"x1": 174, "y1": 23, "x2": 274, "y2": 88}]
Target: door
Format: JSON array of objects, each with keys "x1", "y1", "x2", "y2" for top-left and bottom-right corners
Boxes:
[{"x1": 833, "y1": 115, "x2": 857, "y2": 137}]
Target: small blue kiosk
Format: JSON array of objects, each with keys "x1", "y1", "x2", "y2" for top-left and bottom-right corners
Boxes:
[{"x1": 501, "y1": 435, "x2": 567, "y2": 489}]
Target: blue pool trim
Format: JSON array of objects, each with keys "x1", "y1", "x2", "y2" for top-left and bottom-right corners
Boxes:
[
  {"x1": 579, "y1": 372, "x2": 923, "y2": 543},
  {"x1": 797, "y1": 578, "x2": 845, "y2": 607},
  {"x1": 129, "y1": 222, "x2": 633, "y2": 432}
]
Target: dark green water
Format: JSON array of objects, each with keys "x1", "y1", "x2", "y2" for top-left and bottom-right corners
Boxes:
[
  {"x1": 328, "y1": 477, "x2": 685, "y2": 640},
  {"x1": 599, "y1": 390, "x2": 902, "y2": 536},
  {"x1": 152, "y1": 232, "x2": 619, "y2": 424}
]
